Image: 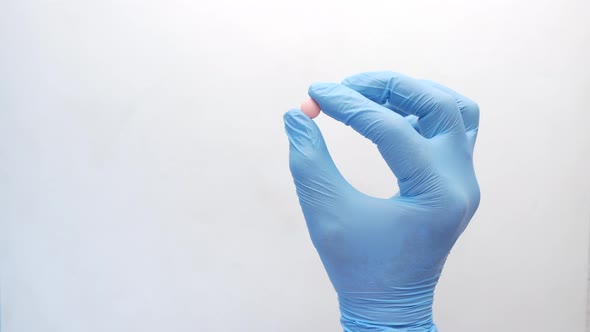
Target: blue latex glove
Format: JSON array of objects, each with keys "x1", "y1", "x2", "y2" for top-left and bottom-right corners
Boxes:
[{"x1": 284, "y1": 71, "x2": 480, "y2": 332}]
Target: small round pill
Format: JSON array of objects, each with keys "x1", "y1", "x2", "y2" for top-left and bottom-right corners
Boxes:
[{"x1": 300, "y1": 98, "x2": 321, "y2": 119}]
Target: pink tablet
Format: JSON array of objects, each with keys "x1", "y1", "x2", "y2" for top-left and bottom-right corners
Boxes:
[{"x1": 300, "y1": 98, "x2": 321, "y2": 119}]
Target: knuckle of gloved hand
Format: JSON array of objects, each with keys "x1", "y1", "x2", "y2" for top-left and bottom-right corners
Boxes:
[
  {"x1": 434, "y1": 94, "x2": 459, "y2": 114},
  {"x1": 288, "y1": 155, "x2": 308, "y2": 179},
  {"x1": 466, "y1": 183, "x2": 481, "y2": 214},
  {"x1": 423, "y1": 180, "x2": 468, "y2": 216},
  {"x1": 440, "y1": 186, "x2": 473, "y2": 222},
  {"x1": 289, "y1": 148, "x2": 323, "y2": 176},
  {"x1": 464, "y1": 99, "x2": 480, "y2": 115},
  {"x1": 440, "y1": 186, "x2": 480, "y2": 232}
]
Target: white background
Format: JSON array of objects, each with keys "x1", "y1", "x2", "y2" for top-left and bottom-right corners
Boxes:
[{"x1": 1, "y1": 0, "x2": 589, "y2": 331}]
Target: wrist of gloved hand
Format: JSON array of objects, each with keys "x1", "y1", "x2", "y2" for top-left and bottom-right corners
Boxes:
[{"x1": 337, "y1": 281, "x2": 438, "y2": 332}]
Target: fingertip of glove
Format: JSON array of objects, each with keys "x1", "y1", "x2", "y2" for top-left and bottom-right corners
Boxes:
[
  {"x1": 284, "y1": 108, "x2": 319, "y2": 150},
  {"x1": 284, "y1": 108, "x2": 311, "y2": 135},
  {"x1": 284, "y1": 108, "x2": 309, "y2": 125}
]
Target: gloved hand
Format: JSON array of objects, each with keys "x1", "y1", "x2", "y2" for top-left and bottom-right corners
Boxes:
[{"x1": 284, "y1": 71, "x2": 480, "y2": 332}]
